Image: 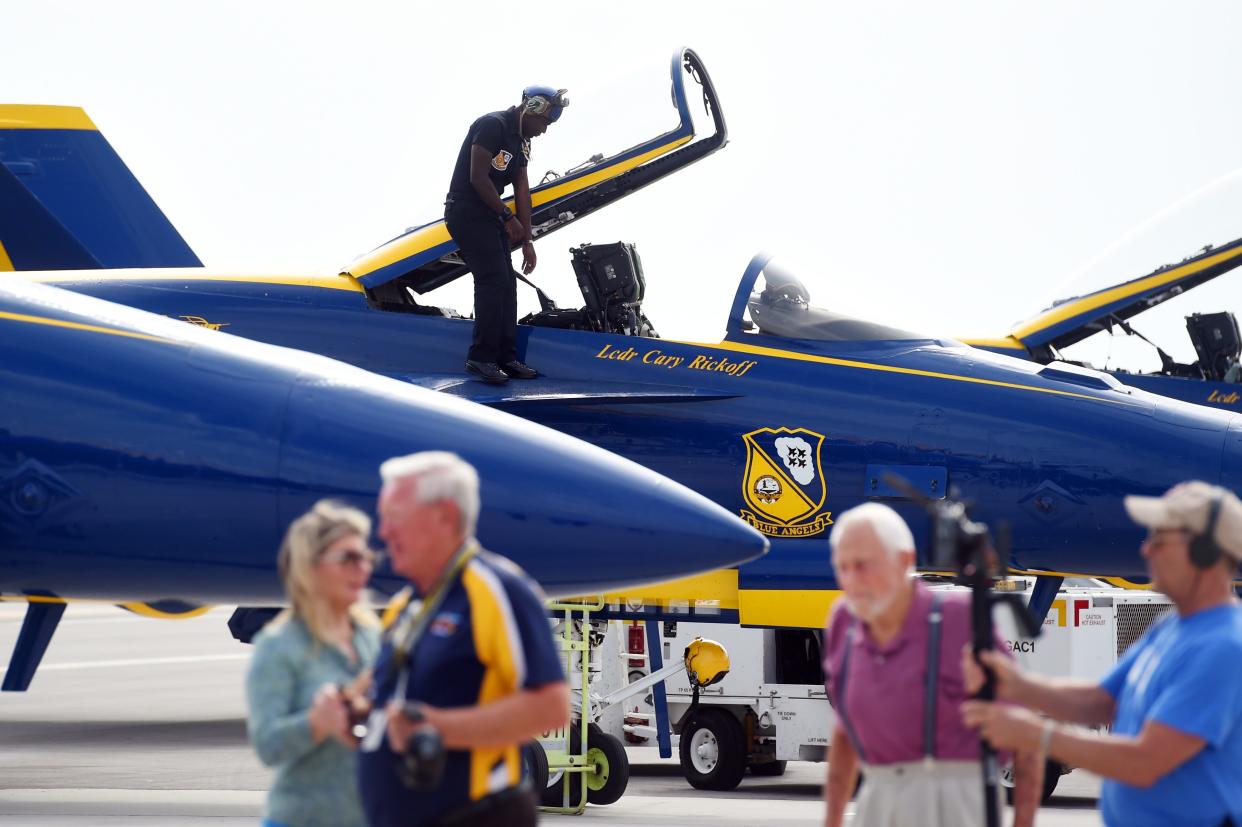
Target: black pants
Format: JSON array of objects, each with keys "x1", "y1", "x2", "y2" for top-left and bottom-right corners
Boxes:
[
  {"x1": 445, "y1": 202, "x2": 518, "y2": 365},
  {"x1": 432, "y1": 787, "x2": 537, "y2": 827}
]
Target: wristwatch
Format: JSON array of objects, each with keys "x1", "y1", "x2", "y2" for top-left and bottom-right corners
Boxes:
[
  {"x1": 401, "y1": 701, "x2": 426, "y2": 723},
  {"x1": 499, "y1": 205, "x2": 515, "y2": 222}
]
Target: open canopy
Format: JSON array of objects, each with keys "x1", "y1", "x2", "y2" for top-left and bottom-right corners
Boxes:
[
  {"x1": 1008, "y1": 170, "x2": 1242, "y2": 353},
  {"x1": 343, "y1": 47, "x2": 727, "y2": 293}
]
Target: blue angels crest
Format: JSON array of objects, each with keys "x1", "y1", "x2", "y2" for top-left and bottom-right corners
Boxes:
[{"x1": 740, "y1": 427, "x2": 832, "y2": 537}]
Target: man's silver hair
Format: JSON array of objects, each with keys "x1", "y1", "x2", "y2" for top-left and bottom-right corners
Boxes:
[
  {"x1": 380, "y1": 452, "x2": 480, "y2": 536},
  {"x1": 829, "y1": 502, "x2": 915, "y2": 560}
]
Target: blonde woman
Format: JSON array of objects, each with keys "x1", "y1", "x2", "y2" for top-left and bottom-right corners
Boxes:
[{"x1": 247, "y1": 501, "x2": 381, "y2": 827}]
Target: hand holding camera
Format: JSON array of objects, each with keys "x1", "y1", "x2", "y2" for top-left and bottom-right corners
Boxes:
[{"x1": 385, "y1": 700, "x2": 446, "y2": 790}]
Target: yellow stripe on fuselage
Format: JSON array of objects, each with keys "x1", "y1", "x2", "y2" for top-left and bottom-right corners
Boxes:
[
  {"x1": 1011, "y1": 243, "x2": 1242, "y2": 342},
  {"x1": 31, "y1": 270, "x2": 365, "y2": 293},
  {"x1": 671, "y1": 338, "x2": 1127, "y2": 405},
  {"x1": 739, "y1": 588, "x2": 842, "y2": 629},
  {"x1": 348, "y1": 135, "x2": 694, "y2": 278},
  {"x1": 0, "y1": 104, "x2": 97, "y2": 131},
  {"x1": 596, "y1": 571, "x2": 842, "y2": 630},
  {"x1": 598, "y1": 569, "x2": 741, "y2": 611},
  {"x1": 0, "y1": 595, "x2": 212, "y2": 618},
  {"x1": 0, "y1": 310, "x2": 172, "y2": 343},
  {"x1": 118, "y1": 602, "x2": 212, "y2": 619},
  {"x1": 0, "y1": 241, "x2": 14, "y2": 271}
]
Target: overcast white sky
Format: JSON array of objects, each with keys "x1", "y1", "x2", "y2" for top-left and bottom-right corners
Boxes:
[{"x1": 7, "y1": 1, "x2": 1242, "y2": 368}]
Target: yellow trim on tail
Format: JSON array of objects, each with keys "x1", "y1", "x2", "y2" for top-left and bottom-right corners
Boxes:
[
  {"x1": 0, "y1": 241, "x2": 14, "y2": 271},
  {"x1": 0, "y1": 105, "x2": 97, "y2": 131}
]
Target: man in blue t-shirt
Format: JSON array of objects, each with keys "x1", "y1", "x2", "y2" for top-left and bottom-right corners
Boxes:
[
  {"x1": 445, "y1": 86, "x2": 567, "y2": 386},
  {"x1": 357, "y1": 452, "x2": 568, "y2": 827},
  {"x1": 962, "y1": 481, "x2": 1242, "y2": 827}
]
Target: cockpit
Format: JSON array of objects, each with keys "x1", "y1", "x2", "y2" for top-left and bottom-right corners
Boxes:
[
  {"x1": 368, "y1": 240, "x2": 933, "y2": 348},
  {"x1": 739, "y1": 259, "x2": 926, "y2": 342}
]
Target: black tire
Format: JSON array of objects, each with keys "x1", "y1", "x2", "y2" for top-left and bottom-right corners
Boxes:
[
  {"x1": 749, "y1": 759, "x2": 787, "y2": 777},
  {"x1": 678, "y1": 708, "x2": 747, "y2": 791},
  {"x1": 1042, "y1": 760, "x2": 1064, "y2": 802},
  {"x1": 521, "y1": 741, "x2": 548, "y2": 796},
  {"x1": 584, "y1": 728, "x2": 630, "y2": 806}
]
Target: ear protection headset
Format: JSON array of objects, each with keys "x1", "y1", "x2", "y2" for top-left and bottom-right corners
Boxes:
[
  {"x1": 1189, "y1": 487, "x2": 1225, "y2": 569},
  {"x1": 522, "y1": 86, "x2": 569, "y2": 122}
]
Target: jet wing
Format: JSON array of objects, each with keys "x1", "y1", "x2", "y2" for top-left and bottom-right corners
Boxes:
[
  {"x1": 342, "y1": 47, "x2": 726, "y2": 293},
  {"x1": 1004, "y1": 235, "x2": 1242, "y2": 353}
]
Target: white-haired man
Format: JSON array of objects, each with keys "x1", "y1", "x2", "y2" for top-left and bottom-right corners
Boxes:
[
  {"x1": 356, "y1": 452, "x2": 568, "y2": 827},
  {"x1": 822, "y1": 502, "x2": 1040, "y2": 827},
  {"x1": 963, "y1": 481, "x2": 1242, "y2": 827}
]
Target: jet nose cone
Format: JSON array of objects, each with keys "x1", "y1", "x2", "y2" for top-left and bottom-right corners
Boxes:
[
  {"x1": 280, "y1": 372, "x2": 768, "y2": 598},
  {"x1": 504, "y1": 457, "x2": 770, "y2": 597}
]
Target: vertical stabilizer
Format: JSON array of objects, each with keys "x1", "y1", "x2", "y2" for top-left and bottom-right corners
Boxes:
[{"x1": 0, "y1": 105, "x2": 201, "y2": 270}]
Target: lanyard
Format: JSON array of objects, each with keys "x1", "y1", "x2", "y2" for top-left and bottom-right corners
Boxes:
[{"x1": 387, "y1": 541, "x2": 479, "y2": 697}]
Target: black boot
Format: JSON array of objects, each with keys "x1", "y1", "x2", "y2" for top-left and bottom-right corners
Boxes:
[
  {"x1": 465, "y1": 360, "x2": 509, "y2": 385},
  {"x1": 500, "y1": 360, "x2": 539, "y2": 379}
]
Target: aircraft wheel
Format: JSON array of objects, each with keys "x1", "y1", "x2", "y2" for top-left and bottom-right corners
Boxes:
[
  {"x1": 750, "y1": 759, "x2": 787, "y2": 777},
  {"x1": 679, "y1": 708, "x2": 747, "y2": 791},
  {"x1": 584, "y1": 726, "x2": 630, "y2": 806},
  {"x1": 521, "y1": 741, "x2": 548, "y2": 795}
]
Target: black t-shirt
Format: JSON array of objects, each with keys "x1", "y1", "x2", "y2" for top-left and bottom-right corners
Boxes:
[{"x1": 447, "y1": 108, "x2": 528, "y2": 209}]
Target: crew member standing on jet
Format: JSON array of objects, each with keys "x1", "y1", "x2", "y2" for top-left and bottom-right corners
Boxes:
[{"x1": 445, "y1": 86, "x2": 568, "y2": 385}]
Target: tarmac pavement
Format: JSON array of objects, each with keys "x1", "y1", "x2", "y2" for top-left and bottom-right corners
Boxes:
[{"x1": 0, "y1": 603, "x2": 1103, "y2": 826}]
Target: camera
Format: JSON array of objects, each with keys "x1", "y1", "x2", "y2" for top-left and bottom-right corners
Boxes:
[
  {"x1": 399, "y1": 727, "x2": 446, "y2": 790},
  {"x1": 395, "y1": 702, "x2": 446, "y2": 790}
]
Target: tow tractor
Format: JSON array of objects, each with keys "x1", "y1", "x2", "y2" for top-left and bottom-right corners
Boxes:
[{"x1": 608, "y1": 578, "x2": 1173, "y2": 800}]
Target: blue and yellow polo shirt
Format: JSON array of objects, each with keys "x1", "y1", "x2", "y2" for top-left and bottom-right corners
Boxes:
[{"x1": 357, "y1": 549, "x2": 563, "y2": 827}]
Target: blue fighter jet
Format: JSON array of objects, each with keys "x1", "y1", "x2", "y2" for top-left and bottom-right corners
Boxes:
[
  {"x1": 0, "y1": 277, "x2": 767, "y2": 690},
  {"x1": 5, "y1": 48, "x2": 1242, "y2": 635}
]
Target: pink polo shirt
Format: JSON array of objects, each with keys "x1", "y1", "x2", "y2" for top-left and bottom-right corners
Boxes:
[{"x1": 822, "y1": 580, "x2": 1010, "y2": 764}]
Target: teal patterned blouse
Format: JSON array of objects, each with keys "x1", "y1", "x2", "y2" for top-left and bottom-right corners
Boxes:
[{"x1": 246, "y1": 615, "x2": 380, "y2": 827}]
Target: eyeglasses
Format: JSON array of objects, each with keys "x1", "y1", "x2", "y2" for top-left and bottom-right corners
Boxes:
[
  {"x1": 1145, "y1": 529, "x2": 1190, "y2": 548},
  {"x1": 319, "y1": 549, "x2": 378, "y2": 569}
]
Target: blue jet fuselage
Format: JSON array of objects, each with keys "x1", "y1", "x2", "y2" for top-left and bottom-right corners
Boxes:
[{"x1": 37, "y1": 257, "x2": 1242, "y2": 628}]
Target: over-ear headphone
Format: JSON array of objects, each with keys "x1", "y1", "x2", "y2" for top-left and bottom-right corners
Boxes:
[
  {"x1": 522, "y1": 86, "x2": 569, "y2": 122},
  {"x1": 1190, "y1": 487, "x2": 1225, "y2": 569}
]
